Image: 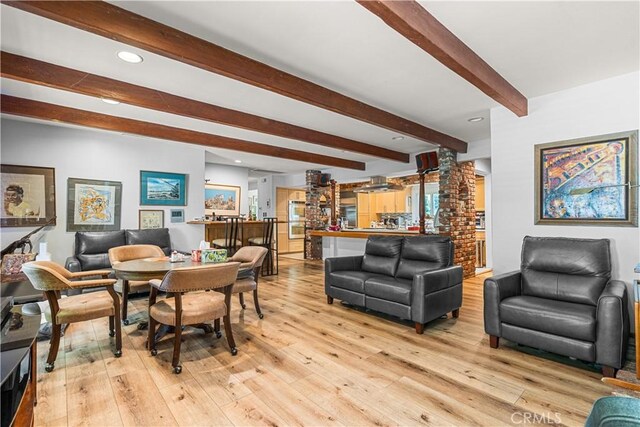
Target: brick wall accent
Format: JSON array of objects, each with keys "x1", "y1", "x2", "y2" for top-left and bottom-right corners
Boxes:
[
  {"x1": 438, "y1": 148, "x2": 476, "y2": 278},
  {"x1": 305, "y1": 170, "x2": 334, "y2": 259}
]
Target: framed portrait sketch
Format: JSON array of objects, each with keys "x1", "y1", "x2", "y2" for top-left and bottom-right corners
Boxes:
[
  {"x1": 534, "y1": 130, "x2": 638, "y2": 226},
  {"x1": 1, "y1": 164, "x2": 56, "y2": 227},
  {"x1": 139, "y1": 209, "x2": 164, "y2": 229},
  {"x1": 67, "y1": 178, "x2": 122, "y2": 232},
  {"x1": 140, "y1": 171, "x2": 187, "y2": 206},
  {"x1": 205, "y1": 184, "x2": 240, "y2": 217}
]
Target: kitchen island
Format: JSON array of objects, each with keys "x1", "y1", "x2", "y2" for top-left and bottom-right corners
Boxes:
[{"x1": 309, "y1": 228, "x2": 436, "y2": 259}]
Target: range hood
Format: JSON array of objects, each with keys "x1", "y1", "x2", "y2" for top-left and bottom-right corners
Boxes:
[{"x1": 353, "y1": 176, "x2": 404, "y2": 193}]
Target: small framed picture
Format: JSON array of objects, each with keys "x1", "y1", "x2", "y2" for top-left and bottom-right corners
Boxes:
[
  {"x1": 170, "y1": 209, "x2": 184, "y2": 223},
  {"x1": 140, "y1": 170, "x2": 187, "y2": 206},
  {"x1": 139, "y1": 209, "x2": 164, "y2": 229}
]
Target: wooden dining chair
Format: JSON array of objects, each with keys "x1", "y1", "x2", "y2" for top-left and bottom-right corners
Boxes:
[
  {"x1": 147, "y1": 262, "x2": 241, "y2": 374},
  {"x1": 227, "y1": 246, "x2": 269, "y2": 318},
  {"x1": 108, "y1": 244, "x2": 165, "y2": 325},
  {"x1": 211, "y1": 217, "x2": 243, "y2": 256},
  {"x1": 21, "y1": 261, "x2": 122, "y2": 372}
]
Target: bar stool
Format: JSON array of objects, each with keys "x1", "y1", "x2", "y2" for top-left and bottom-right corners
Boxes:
[
  {"x1": 212, "y1": 217, "x2": 243, "y2": 256},
  {"x1": 248, "y1": 217, "x2": 278, "y2": 276}
]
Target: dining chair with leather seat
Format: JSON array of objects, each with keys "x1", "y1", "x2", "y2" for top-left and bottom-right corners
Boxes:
[
  {"x1": 147, "y1": 262, "x2": 241, "y2": 374},
  {"x1": 108, "y1": 244, "x2": 165, "y2": 325},
  {"x1": 21, "y1": 261, "x2": 122, "y2": 372},
  {"x1": 227, "y1": 246, "x2": 269, "y2": 318}
]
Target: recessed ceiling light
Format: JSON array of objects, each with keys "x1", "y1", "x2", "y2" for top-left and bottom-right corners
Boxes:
[
  {"x1": 101, "y1": 98, "x2": 120, "y2": 105},
  {"x1": 392, "y1": 136, "x2": 405, "y2": 141},
  {"x1": 117, "y1": 51, "x2": 143, "y2": 64},
  {"x1": 234, "y1": 160, "x2": 242, "y2": 163},
  {"x1": 467, "y1": 117, "x2": 484, "y2": 123}
]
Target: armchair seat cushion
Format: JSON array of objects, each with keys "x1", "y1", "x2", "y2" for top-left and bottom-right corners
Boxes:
[
  {"x1": 150, "y1": 292, "x2": 227, "y2": 326},
  {"x1": 364, "y1": 276, "x2": 413, "y2": 305},
  {"x1": 52, "y1": 291, "x2": 116, "y2": 323},
  {"x1": 329, "y1": 271, "x2": 385, "y2": 293},
  {"x1": 232, "y1": 278, "x2": 256, "y2": 294},
  {"x1": 500, "y1": 296, "x2": 596, "y2": 341}
]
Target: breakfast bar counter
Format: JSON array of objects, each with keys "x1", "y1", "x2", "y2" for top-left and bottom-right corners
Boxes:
[{"x1": 309, "y1": 229, "x2": 436, "y2": 259}]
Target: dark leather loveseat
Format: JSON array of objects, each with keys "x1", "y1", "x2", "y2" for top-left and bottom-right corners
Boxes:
[
  {"x1": 325, "y1": 235, "x2": 463, "y2": 333},
  {"x1": 65, "y1": 228, "x2": 173, "y2": 273},
  {"x1": 484, "y1": 236, "x2": 630, "y2": 378}
]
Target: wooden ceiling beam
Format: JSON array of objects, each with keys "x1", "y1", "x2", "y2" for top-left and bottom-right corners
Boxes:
[
  {"x1": 358, "y1": 0, "x2": 528, "y2": 117},
  {"x1": 3, "y1": 0, "x2": 468, "y2": 153},
  {"x1": 0, "y1": 95, "x2": 366, "y2": 170},
  {"x1": 1, "y1": 52, "x2": 409, "y2": 163}
]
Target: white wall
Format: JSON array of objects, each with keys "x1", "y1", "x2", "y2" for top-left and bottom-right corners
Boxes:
[
  {"x1": 1, "y1": 119, "x2": 206, "y2": 264},
  {"x1": 491, "y1": 72, "x2": 640, "y2": 326},
  {"x1": 204, "y1": 163, "x2": 249, "y2": 216},
  {"x1": 256, "y1": 175, "x2": 274, "y2": 218}
]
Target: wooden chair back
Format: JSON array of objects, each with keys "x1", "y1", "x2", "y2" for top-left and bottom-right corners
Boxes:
[{"x1": 108, "y1": 244, "x2": 165, "y2": 265}]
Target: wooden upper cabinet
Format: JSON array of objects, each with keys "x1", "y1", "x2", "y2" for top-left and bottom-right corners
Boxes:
[
  {"x1": 375, "y1": 192, "x2": 395, "y2": 213},
  {"x1": 357, "y1": 193, "x2": 370, "y2": 214},
  {"x1": 475, "y1": 177, "x2": 485, "y2": 211},
  {"x1": 395, "y1": 189, "x2": 408, "y2": 212}
]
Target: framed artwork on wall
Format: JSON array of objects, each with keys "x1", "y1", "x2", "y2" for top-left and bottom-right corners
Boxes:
[
  {"x1": 534, "y1": 130, "x2": 638, "y2": 226},
  {"x1": 205, "y1": 183, "x2": 240, "y2": 217},
  {"x1": 140, "y1": 171, "x2": 187, "y2": 206},
  {"x1": 139, "y1": 209, "x2": 164, "y2": 229},
  {"x1": 67, "y1": 178, "x2": 122, "y2": 232},
  {"x1": 1, "y1": 164, "x2": 56, "y2": 227}
]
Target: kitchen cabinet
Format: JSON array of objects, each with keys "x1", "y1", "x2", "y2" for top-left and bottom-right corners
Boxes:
[
  {"x1": 476, "y1": 176, "x2": 485, "y2": 211},
  {"x1": 395, "y1": 188, "x2": 408, "y2": 212},
  {"x1": 375, "y1": 192, "x2": 396, "y2": 213},
  {"x1": 276, "y1": 187, "x2": 307, "y2": 253}
]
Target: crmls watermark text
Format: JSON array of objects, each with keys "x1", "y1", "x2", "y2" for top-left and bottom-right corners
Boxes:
[{"x1": 510, "y1": 411, "x2": 562, "y2": 425}]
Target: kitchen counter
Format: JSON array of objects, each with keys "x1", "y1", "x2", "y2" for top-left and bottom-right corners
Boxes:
[{"x1": 310, "y1": 228, "x2": 437, "y2": 260}]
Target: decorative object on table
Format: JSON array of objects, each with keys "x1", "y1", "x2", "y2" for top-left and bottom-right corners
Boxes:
[
  {"x1": 139, "y1": 209, "x2": 164, "y2": 229},
  {"x1": 534, "y1": 130, "x2": 638, "y2": 226},
  {"x1": 0, "y1": 216, "x2": 56, "y2": 259},
  {"x1": 191, "y1": 249, "x2": 202, "y2": 262},
  {"x1": 170, "y1": 209, "x2": 184, "y2": 223},
  {"x1": 199, "y1": 240, "x2": 211, "y2": 250},
  {"x1": 205, "y1": 183, "x2": 240, "y2": 217},
  {"x1": 67, "y1": 177, "x2": 122, "y2": 232},
  {"x1": 1, "y1": 253, "x2": 36, "y2": 276},
  {"x1": 140, "y1": 170, "x2": 187, "y2": 206},
  {"x1": 35, "y1": 242, "x2": 51, "y2": 261},
  {"x1": 201, "y1": 248, "x2": 227, "y2": 263},
  {"x1": 1, "y1": 164, "x2": 56, "y2": 227}
]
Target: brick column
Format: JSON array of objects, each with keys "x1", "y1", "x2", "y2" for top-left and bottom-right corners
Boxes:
[{"x1": 438, "y1": 148, "x2": 476, "y2": 278}]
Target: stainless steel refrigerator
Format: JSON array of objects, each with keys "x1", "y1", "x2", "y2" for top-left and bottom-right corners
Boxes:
[{"x1": 288, "y1": 200, "x2": 305, "y2": 239}]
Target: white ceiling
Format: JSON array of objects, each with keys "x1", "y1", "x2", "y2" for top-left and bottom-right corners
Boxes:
[{"x1": 1, "y1": 1, "x2": 638, "y2": 174}]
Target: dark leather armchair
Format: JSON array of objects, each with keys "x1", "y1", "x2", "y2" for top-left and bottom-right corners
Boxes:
[
  {"x1": 484, "y1": 236, "x2": 630, "y2": 378},
  {"x1": 325, "y1": 235, "x2": 463, "y2": 334}
]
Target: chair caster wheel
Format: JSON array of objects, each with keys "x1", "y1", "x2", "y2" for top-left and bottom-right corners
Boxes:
[
  {"x1": 114, "y1": 350, "x2": 122, "y2": 358},
  {"x1": 173, "y1": 365, "x2": 182, "y2": 374},
  {"x1": 150, "y1": 349, "x2": 157, "y2": 356},
  {"x1": 109, "y1": 330, "x2": 115, "y2": 337},
  {"x1": 202, "y1": 325, "x2": 214, "y2": 334},
  {"x1": 258, "y1": 313, "x2": 264, "y2": 319},
  {"x1": 45, "y1": 363, "x2": 55, "y2": 372},
  {"x1": 230, "y1": 347, "x2": 238, "y2": 356},
  {"x1": 137, "y1": 323, "x2": 147, "y2": 331},
  {"x1": 123, "y1": 319, "x2": 130, "y2": 326},
  {"x1": 215, "y1": 331, "x2": 222, "y2": 339}
]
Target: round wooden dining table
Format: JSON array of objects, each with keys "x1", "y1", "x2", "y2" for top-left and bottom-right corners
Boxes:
[{"x1": 112, "y1": 256, "x2": 240, "y2": 342}]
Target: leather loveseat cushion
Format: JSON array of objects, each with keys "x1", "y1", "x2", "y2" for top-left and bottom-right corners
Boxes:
[
  {"x1": 521, "y1": 237, "x2": 611, "y2": 306},
  {"x1": 364, "y1": 276, "x2": 412, "y2": 305},
  {"x1": 76, "y1": 231, "x2": 126, "y2": 271},
  {"x1": 126, "y1": 228, "x2": 172, "y2": 255},
  {"x1": 500, "y1": 295, "x2": 596, "y2": 341},
  {"x1": 330, "y1": 271, "x2": 385, "y2": 293},
  {"x1": 396, "y1": 236, "x2": 453, "y2": 280},
  {"x1": 361, "y1": 236, "x2": 403, "y2": 276}
]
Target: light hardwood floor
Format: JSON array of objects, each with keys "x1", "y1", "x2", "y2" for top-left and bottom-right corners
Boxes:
[{"x1": 34, "y1": 258, "x2": 616, "y2": 426}]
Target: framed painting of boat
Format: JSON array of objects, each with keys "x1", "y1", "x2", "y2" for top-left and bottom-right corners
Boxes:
[
  {"x1": 140, "y1": 171, "x2": 187, "y2": 206},
  {"x1": 534, "y1": 130, "x2": 637, "y2": 226}
]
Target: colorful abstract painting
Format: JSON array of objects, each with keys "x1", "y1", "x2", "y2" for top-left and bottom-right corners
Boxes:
[
  {"x1": 535, "y1": 131, "x2": 637, "y2": 226},
  {"x1": 67, "y1": 178, "x2": 122, "y2": 231}
]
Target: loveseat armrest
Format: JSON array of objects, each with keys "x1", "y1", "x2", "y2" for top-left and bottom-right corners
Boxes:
[
  {"x1": 411, "y1": 266, "x2": 462, "y2": 321},
  {"x1": 324, "y1": 256, "x2": 363, "y2": 274},
  {"x1": 483, "y1": 271, "x2": 521, "y2": 337},
  {"x1": 596, "y1": 280, "x2": 630, "y2": 370},
  {"x1": 65, "y1": 256, "x2": 81, "y2": 273}
]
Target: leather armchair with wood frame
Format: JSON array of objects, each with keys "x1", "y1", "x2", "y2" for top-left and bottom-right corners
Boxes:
[{"x1": 484, "y1": 236, "x2": 630, "y2": 378}]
